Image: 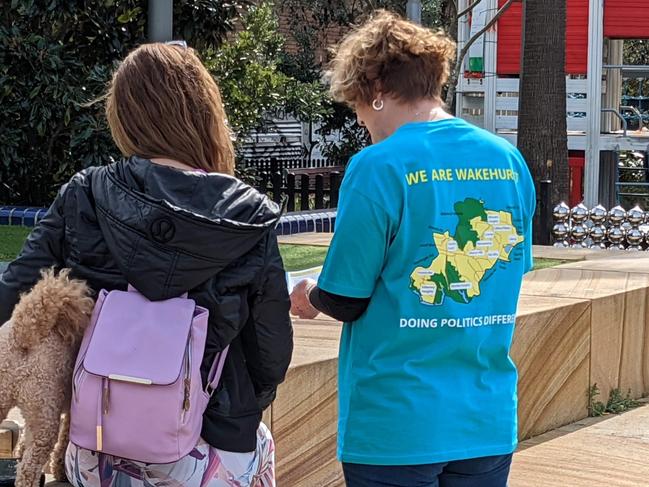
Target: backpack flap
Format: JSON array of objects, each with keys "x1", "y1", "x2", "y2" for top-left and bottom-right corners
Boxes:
[{"x1": 83, "y1": 290, "x2": 196, "y2": 385}]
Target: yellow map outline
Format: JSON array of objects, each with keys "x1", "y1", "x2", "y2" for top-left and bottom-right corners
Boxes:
[{"x1": 410, "y1": 209, "x2": 524, "y2": 305}]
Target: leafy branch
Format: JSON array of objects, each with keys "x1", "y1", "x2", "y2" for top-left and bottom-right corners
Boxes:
[{"x1": 445, "y1": 0, "x2": 518, "y2": 107}]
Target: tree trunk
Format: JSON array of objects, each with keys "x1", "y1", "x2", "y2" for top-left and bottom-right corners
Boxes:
[
  {"x1": 517, "y1": 0, "x2": 569, "y2": 243},
  {"x1": 443, "y1": 0, "x2": 458, "y2": 40},
  {"x1": 440, "y1": 1, "x2": 458, "y2": 111}
]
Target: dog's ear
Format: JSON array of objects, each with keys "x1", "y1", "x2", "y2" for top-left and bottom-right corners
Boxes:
[{"x1": 10, "y1": 268, "x2": 94, "y2": 349}]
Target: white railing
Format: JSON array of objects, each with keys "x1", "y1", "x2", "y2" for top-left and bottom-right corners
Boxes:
[{"x1": 494, "y1": 78, "x2": 589, "y2": 132}]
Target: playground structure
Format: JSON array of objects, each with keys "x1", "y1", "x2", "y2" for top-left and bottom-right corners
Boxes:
[
  {"x1": 455, "y1": 0, "x2": 649, "y2": 209},
  {"x1": 550, "y1": 201, "x2": 649, "y2": 249}
]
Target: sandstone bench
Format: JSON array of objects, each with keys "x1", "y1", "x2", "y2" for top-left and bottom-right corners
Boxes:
[
  {"x1": 270, "y1": 252, "x2": 649, "y2": 485},
  {"x1": 4, "y1": 252, "x2": 649, "y2": 486}
]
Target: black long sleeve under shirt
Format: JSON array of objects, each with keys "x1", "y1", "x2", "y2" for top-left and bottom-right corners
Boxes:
[{"x1": 308, "y1": 286, "x2": 370, "y2": 322}]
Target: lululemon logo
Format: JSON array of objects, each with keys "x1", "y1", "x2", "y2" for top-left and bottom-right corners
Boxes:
[{"x1": 150, "y1": 217, "x2": 176, "y2": 243}]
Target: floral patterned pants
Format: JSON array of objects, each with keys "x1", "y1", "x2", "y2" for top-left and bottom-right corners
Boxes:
[{"x1": 65, "y1": 423, "x2": 275, "y2": 487}]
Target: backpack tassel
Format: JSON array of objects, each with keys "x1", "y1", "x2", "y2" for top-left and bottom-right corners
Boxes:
[
  {"x1": 97, "y1": 378, "x2": 110, "y2": 451},
  {"x1": 103, "y1": 378, "x2": 111, "y2": 414}
]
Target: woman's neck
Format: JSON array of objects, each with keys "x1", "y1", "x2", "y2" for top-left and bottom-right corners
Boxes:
[
  {"x1": 382, "y1": 100, "x2": 454, "y2": 139},
  {"x1": 403, "y1": 102, "x2": 454, "y2": 125},
  {"x1": 150, "y1": 157, "x2": 196, "y2": 171}
]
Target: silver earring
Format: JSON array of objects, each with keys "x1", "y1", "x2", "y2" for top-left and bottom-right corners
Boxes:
[{"x1": 372, "y1": 99, "x2": 384, "y2": 111}]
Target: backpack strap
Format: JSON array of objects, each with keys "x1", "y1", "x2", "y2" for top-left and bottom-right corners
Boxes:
[
  {"x1": 127, "y1": 284, "x2": 188, "y2": 299},
  {"x1": 206, "y1": 345, "x2": 230, "y2": 395}
]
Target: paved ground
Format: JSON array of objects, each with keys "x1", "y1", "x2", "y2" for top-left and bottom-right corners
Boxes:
[
  {"x1": 510, "y1": 400, "x2": 649, "y2": 486},
  {"x1": 278, "y1": 232, "x2": 334, "y2": 247},
  {"x1": 11, "y1": 402, "x2": 649, "y2": 486},
  {"x1": 6, "y1": 237, "x2": 649, "y2": 485}
]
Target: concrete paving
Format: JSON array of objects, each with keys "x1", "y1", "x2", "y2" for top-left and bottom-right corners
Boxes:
[
  {"x1": 40, "y1": 402, "x2": 649, "y2": 486},
  {"x1": 510, "y1": 400, "x2": 649, "y2": 486},
  {"x1": 5, "y1": 239, "x2": 649, "y2": 486},
  {"x1": 278, "y1": 232, "x2": 333, "y2": 247}
]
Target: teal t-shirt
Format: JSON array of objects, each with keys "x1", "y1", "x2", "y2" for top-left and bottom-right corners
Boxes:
[{"x1": 318, "y1": 118, "x2": 535, "y2": 465}]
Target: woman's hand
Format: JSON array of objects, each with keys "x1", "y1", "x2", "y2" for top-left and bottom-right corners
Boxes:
[{"x1": 290, "y1": 279, "x2": 320, "y2": 319}]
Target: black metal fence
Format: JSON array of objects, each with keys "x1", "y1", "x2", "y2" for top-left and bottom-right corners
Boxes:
[
  {"x1": 245, "y1": 158, "x2": 345, "y2": 211},
  {"x1": 243, "y1": 158, "x2": 339, "y2": 173},
  {"x1": 1, "y1": 158, "x2": 345, "y2": 214},
  {"x1": 256, "y1": 170, "x2": 343, "y2": 211}
]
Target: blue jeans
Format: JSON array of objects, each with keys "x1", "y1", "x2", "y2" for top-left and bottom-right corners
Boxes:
[{"x1": 342, "y1": 454, "x2": 513, "y2": 487}]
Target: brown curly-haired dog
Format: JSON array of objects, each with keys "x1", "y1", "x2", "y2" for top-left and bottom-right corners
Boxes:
[{"x1": 0, "y1": 269, "x2": 94, "y2": 487}]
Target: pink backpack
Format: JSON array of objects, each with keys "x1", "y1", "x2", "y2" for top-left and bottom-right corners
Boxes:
[{"x1": 70, "y1": 285, "x2": 228, "y2": 463}]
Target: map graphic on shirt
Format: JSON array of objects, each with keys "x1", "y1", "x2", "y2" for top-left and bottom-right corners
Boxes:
[{"x1": 410, "y1": 198, "x2": 524, "y2": 306}]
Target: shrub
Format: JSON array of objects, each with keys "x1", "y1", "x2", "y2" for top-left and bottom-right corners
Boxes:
[{"x1": 0, "y1": 0, "x2": 326, "y2": 205}]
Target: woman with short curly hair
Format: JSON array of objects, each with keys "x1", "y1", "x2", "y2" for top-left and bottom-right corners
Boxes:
[{"x1": 291, "y1": 10, "x2": 535, "y2": 487}]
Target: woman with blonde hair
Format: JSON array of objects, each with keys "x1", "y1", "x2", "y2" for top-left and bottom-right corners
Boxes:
[
  {"x1": 0, "y1": 42, "x2": 292, "y2": 486},
  {"x1": 291, "y1": 11, "x2": 535, "y2": 487}
]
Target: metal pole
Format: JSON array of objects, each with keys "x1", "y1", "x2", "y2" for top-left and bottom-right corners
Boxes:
[
  {"x1": 406, "y1": 0, "x2": 422, "y2": 24},
  {"x1": 483, "y1": 0, "x2": 498, "y2": 132},
  {"x1": 584, "y1": 0, "x2": 604, "y2": 207},
  {"x1": 538, "y1": 180, "x2": 553, "y2": 245},
  {"x1": 455, "y1": 0, "x2": 469, "y2": 118},
  {"x1": 603, "y1": 64, "x2": 649, "y2": 71},
  {"x1": 148, "y1": 0, "x2": 173, "y2": 43}
]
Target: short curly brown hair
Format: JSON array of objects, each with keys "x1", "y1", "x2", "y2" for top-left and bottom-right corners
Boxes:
[{"x1": 327, "y1": 10, "x2": 456, "y2": 106}]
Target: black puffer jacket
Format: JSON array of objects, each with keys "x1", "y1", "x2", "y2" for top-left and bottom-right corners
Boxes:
[{"x1": 0, "y1": 157, "x2": 293, "y2": 452}]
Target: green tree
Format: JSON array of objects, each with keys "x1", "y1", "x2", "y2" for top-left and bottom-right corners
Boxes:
[
  {"x1": 173, "y1": 1, "x2": 251, "y2": 51},
  {"x1": 205, "y1": 2, "x2": 329, "y2": 147},
  {"x1": 1, "y1": 1, "x2": 140, "y2": 205},
  {"x1": 423, "y1": 0, "x2": 454, "y2": 29},
  {"x1": 624, "y1": 39, "x2": 649, "y2": 66},
  {"x1": 0, "y1": 0, "x2": 251, "y2": 205},
  {"x1": 623, "y1": 40, "x2": 649, "y2": 98},
  {"x1": 278, "y1": 0, "x2": 453, "y2": 165},
  {"x1": 0, "y1": 0, "x2": 329, "y2": 205}
]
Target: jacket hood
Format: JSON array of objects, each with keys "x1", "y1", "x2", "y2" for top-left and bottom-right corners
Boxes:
[{"x1": 90, "y1": 157, "x2": 281, "y2": 300}]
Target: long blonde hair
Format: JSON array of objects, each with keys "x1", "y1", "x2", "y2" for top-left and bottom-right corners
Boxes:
[{"x1": 106, "y1": 43, "x2": 235, "y2": 175}]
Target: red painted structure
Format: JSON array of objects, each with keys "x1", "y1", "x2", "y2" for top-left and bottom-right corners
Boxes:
[
  {"x1": 496, "y1": 0, "x2": 589, "y2": 75},
  {"x1": 569, "y1": 153, "x2": 586, "y2": 207},
  {"x1": 493, "y1": 0, "x2": 649, "y2": 202},
  {"x1": 496, "y1": 0, "x2": 649, "y2": 73},
  {"x1": 604, "y1": 1, "x2": 649, "y2": 39},
  {"x1": 495, "y1": 0, "x2": 523, "y2": 75}
]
